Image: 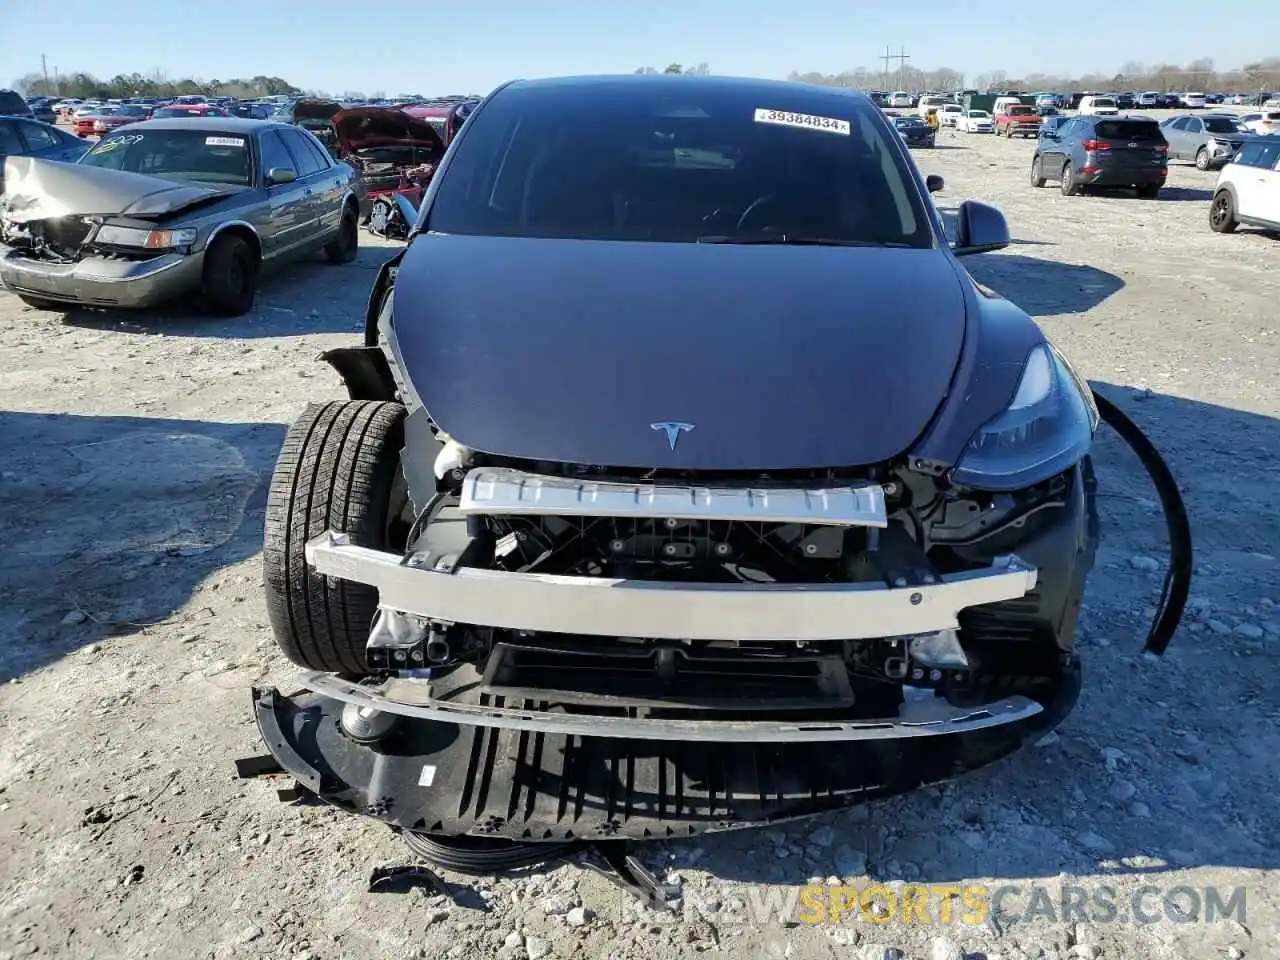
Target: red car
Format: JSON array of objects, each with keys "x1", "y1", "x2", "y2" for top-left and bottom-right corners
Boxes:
[
  {"x1": 400, "y1": 99, "x2": 478, "y2": 146},
  {"x1": 90, "y1": 104, "x2": 149, "y2": 136},
  {"x1": 330, "y1": 107, "x2": 446, "y2": 237},
  {"x1": 995, "y1": 104, "x2": 1043, "y2": 139}
]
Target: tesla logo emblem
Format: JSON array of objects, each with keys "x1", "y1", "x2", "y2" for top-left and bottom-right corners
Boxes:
[{"x1": 651, "y1": 421, "x2": 695, "y2": 451}]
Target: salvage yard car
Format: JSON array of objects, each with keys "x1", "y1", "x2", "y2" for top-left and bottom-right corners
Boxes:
[
  {"x1": 0, "y1": 117, "x2": 88, "y2": 191},
  {"x1": 891, "y1": 112, "x2": 936, "y2": 147},
  {"x1": 1209, "y1": 137, "x2": 1280, "y2": 234},
  {"x1": 0, "y1": 117, "x2": 359, "y2": 314},
  {"x1": 995, "y1": 103, "x2": 1042, "y2": 138},
  {"x1": 329, "y1": 106, "x2": 445, "y2": 231},
  {"x1": 1031, "y1": 115, "x2": 1169, "y2": 197},
  {"x1": 1160, "y1": 113, "x2": 1256, "y2": 171},
  {"x1": 254, "y1": 74, "x2": 1105, "y2": 846}
]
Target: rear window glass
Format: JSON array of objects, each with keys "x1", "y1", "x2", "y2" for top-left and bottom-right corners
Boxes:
[
  {"x1": 428, "y1": 84, "x2": 931, "y2": 247},
  {"x1": 1091, "y1": 98, "x2": 1116, "y2": 107},
  {"x1": 1094, "y1": 121, "x2": 1162, "y2": 140}
]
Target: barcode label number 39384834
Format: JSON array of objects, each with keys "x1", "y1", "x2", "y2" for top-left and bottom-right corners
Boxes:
[{"x1": 753, "y1": 108, "x2": 851, "y2": 135}]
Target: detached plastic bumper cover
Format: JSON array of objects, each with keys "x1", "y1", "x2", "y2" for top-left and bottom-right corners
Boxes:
[{"x1": 304, "y1": 531, "x2": 1039, "y2": 642}]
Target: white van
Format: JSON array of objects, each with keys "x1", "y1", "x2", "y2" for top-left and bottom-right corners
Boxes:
[
  {"x1": 917, "y1": 95, "x2": 949, "y2": 118},
  {"x1": 1079, "y1": 95, "x2": 1119, "y2": 116},
  {"x1": 992, "y1": 96, "x2": 1023, "y2": 116}
]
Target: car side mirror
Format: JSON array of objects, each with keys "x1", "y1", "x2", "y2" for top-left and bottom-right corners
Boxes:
[
  {"x1": 925, "y1": 174, "x2": 944, "y2": 194},
  {"x1": 952, "y1": 200, "x2": 1010, "y2": 256},
  {"x1": 266, "y1": 166, "x2": 297, "y2": 185}
]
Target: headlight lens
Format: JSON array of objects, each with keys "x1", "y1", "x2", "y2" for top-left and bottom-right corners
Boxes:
[
  {"x1": 95, "y1": 225, "x2": 197, "y2": 249},
  {"x1": 951, "y1": 343, "x2": 1098, "y2": 491}
]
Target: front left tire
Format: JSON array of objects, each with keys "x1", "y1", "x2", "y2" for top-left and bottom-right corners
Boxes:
[
  {"x1": 263, "y1": 400, "x2": 407, "y2": 675},
  {"x1": 200, "y1": 233, "x2": 258, "y2": 316}
]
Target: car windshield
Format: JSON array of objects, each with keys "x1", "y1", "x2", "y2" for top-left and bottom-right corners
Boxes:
[
  {"x1": 1202, "y1": 117, "x2": 1243, "y2": 134},
  {"x1": 1093, "y1": 98, "x2": 1116, "y2": 107},
  {"x1": 427, "y1": 83, "x2": 931, "y2": 248},
  {"x1": 79, "y1": 129, "x2": 252, "y2": 185}
]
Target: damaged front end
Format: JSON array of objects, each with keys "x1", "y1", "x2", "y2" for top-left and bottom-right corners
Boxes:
[
  {"x1": 256, "y1": 420, "x2": 1098, "y2": 840},
  {"x1": 0, "y1": 156, "x2": 216, "y2": 307}
]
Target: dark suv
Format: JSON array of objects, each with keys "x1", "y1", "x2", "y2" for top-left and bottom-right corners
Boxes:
[
  {"x1": 1031, "y1": 115, "x2": 1169, "y2": 198},
  {"x1": 0, "y1": 89, "x2": 35, "y2": 120}
]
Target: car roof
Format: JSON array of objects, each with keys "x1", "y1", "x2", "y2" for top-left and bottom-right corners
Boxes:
[
  {"x1": 114, "y1": 117, "x2": 292, "y2": 134},
  {"x1": 503, "y1": 72, "x2": 877, "y2": 109}
]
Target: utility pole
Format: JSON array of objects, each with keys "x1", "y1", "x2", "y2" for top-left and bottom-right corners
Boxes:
[
  {"x1": 41, "y1": 54, "x2": 48, "y2": 90},
  {"x1": 879, "y1": 45, "x2": 910, "y2": 91}
]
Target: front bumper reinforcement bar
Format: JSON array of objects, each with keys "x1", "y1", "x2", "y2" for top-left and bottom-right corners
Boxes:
[{"x1": 304, "y1": 531, "x2": 1039, "y2": 642}]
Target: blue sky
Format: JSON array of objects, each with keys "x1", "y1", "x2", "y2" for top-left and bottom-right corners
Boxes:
[{"x1": 3, "y1": 0, "x2": 1275, "y2": 95}]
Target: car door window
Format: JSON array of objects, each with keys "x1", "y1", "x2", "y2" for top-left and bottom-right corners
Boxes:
[
  {"x1": 0, "y1": 119, "x2": 21, "y2": 156},
  {"x1": 1185, "y1": 119, "x2": 1203, "y2": 134},
  {"x1": 280, "y1": 129, "x2": 325, "y2": 177},
  {"x1": 259, "y1": 130, "x2": 296, "y2": 181},
  {"x1": 17, "y1": 120, "x2": 58, "y2": 151},
  {"x1": 297, "y1": 133, "x2": 332, "y2": 170}
]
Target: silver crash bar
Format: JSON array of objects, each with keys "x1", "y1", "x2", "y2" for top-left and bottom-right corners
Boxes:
[
  {"x1": 305, "y1": 531, "x2": 1039, "y2": 642},
  {"x1": 458, "y1": 466, "x2": 889, "y2": 527},
  {"x1": 298, "y1": 671, "x2": 1044, "y2": 742}
]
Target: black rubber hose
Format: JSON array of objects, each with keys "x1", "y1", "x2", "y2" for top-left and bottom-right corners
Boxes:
[
  {"x1": 1091, "y1": 389, "x2": 1193, "y2": 656},
  {"x1": 401, "y1": 830, "x2": 581, "y2": 874}
]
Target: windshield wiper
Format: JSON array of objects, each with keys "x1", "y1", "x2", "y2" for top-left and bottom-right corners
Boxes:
[{"x1": 696, "y1": 234, "x2": 910, "y2": 247}]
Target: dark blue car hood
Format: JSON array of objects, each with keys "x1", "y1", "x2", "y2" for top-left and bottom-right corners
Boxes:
[{"x1": 391, "y1": 235, "x2": 969, "y2": 471}]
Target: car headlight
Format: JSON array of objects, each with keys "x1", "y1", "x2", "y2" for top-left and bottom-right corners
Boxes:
[
  {"x1": 95, "y1": 225, "x2": 198, "y2": 250},
  {"x1": 950, "y1": 343, "x2": 1099, "y2": 491}
]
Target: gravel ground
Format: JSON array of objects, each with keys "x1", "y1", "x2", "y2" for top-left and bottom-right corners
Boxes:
[{"x1": 2, "y1": 113, "x2": 1279, "y2": 960}]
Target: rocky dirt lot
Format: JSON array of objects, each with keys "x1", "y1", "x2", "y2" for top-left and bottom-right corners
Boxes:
[{"x1": 2, "y1": 121, "x2": 1279, "y2": 960}]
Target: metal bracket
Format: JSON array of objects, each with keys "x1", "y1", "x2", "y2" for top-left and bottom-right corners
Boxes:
[{"x1": 584, "y1": 842, "x2": 683, "y2": 911}]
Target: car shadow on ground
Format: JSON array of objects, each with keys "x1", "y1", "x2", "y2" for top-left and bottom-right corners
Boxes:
[
  {"x1": 0, "y1": 410, "x2": 285, "y2": 680},
  {"x1": 961, "y1": 252, "x2": 1125, "y2": 316},
  {"x1": 614, "y1": 384, "x2": 1279, "y2": 892},
  {"x1": 51, "y1": 244, "x2": 396, "y2": 340},
  {"x1": 1157, "y1": 187, "x2": 1214, "y2": 202}
]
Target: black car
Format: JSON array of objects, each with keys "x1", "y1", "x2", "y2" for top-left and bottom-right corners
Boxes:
[
  {"x1": 251, "y1": 74, "x2": 1127, "y2": 853},
  {"x1": 25, "y1": 97, "x2": 57, "y2": 124},
  {"x1": 892, "y1": 113, "x2": 936, "y2": 147},
  {"x1": 1116, "y1": 93, "x2": 1137, "y2": 110},
  {"x1": 1032, "y1": 115, "x2": 1169, "y2": 197}
]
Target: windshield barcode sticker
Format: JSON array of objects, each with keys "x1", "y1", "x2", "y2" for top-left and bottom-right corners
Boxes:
[
  {"x1": 754, "y1": 108, "x2": 850, "y2": 135},
  {"x1": 205, "y1": 136, "x2": 245, "y2": 147}
]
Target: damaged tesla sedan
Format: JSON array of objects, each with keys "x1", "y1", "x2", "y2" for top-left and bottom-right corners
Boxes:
[
  {"x1": 255, "y1": 75, "x2": 1108, "y2": 847},
  {"x1": 0, "y1": 118, "x2": 359, "y2": 315}
]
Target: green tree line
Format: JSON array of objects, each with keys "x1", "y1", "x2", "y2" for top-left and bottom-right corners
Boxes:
[{"x1": 12, "y1": 70, "x2": 303, "y2": 100}]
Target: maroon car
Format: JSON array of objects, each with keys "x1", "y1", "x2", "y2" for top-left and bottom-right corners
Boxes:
[{"x1": 330, "y1": 106, "x2": 446, "y2": 235}]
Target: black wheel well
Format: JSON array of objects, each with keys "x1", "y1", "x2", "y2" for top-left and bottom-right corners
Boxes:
[{"x1": 208, "y1": 225, "x2": 262, "y2": 265}]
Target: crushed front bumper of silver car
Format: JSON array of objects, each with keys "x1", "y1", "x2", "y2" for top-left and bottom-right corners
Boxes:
[{"x1": 0, "y1": 242, "x2": 202, "y2": 308}]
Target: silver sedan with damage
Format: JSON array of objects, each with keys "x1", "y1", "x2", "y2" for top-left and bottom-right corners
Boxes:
[{"x1": 0, "y1": 118, "x2": 360, "y2": 315}]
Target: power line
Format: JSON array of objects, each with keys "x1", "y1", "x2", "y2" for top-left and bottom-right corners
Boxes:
[{"x1": 879, "y1": 45, "x2": 910, "y2": 91}]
